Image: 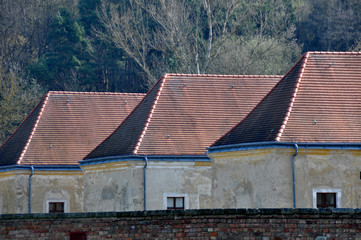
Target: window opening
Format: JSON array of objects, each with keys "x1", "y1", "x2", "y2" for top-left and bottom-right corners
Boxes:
[
  {"x1": 49, "y1": 202, "x2": 65, "y2": 213},
  {"x1": 167, "y1": 197, "x2": 184, "y2": 210},
  {"x1": 317, "y1": 192, "x2": 336, "y2": 208}
]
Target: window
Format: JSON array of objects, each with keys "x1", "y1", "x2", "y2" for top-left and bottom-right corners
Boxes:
[
  {"x1": 317, "y1": 193, "x2": 336, "y2": 208},
  {"x1": 70, "y1": 232, "x2": 87, "y2": 240},
  {"x1": 46, "y1": 199, "x2": 68, "y2": 213},
  {"x1": 163, "y1": 193, "x2": 189, "y2": 210},
  {"x1": 167, "y1": 197, "x2": 184, "y2": 210},
  {"x1": 49, "y1": 202, "x2": 64, "y2": 213},
  {"x1": 312, "y1": 189, "x2": 341, "y2": 208}
]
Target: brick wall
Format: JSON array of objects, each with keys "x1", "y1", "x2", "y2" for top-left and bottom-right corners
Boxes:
[{"x1": 1, "y1": 209, "x2": 361, "y2": 239}]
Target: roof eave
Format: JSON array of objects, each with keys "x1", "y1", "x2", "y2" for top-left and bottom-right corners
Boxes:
[
  {"x1": 207, "y1": 141, "x2": 361, "y2": 154},
  {"x1": 79, "y1": 154, "x2": 210, "y2": 166},
  {"x1": 0, "y1": 164, "x2": 81, "y2": 172}
]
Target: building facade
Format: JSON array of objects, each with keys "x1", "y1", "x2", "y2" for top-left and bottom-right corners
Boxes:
[{"x1": 1, "y1": 52, "x2": 361, "y2": 214}]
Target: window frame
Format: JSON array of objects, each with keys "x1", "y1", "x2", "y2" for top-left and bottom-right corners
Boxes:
[
  {"x1": 163, "y1": 193, "x2": 189, "y2": 210},
  {"x1": 49, "y1": 202, "x2": 65, "y2": 213},
  {"x1": 316, "y1": 192, "x2": 336, "y2": 208},
  {"x1": 167, "y1": 197, "x2": 185, "y2": 210},
  {"x1": 46, "y1": 199, "x2": 68, "y2": 213},
  {"x1": 312, "y1": 188, "x2": 341, "y2": 208}
]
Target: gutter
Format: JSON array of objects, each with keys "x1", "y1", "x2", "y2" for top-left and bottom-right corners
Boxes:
[
  {"x1": 0, "y1": 165, "x2": 81, "y2": 173},
  {"x1": 292, "y1": 144, "x2": 298, "y2": 208},
  {"x1": 79, "y1": 155, "x2": 210, "y2": 166},
  {"x1": 143, "y1": 156, "x2": 148, "y2": 211},
  {"x1": 29, "y1": 165, "x2": 34, "y2": 214},
  {"x1": 207, "y1": 141, "x2": 361, "y2": 154}
]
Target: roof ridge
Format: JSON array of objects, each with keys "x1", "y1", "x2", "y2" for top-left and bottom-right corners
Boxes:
[
  {"x1": 48, "y1": 91, "x2": 145, "y2": 96},
  {"x1": 133, "y1": 74, "x2": 168, "y2": 155},
  {"x1": 17, "y1": 92, "x2": 51, "y2": 165},
  {"x1": 275, "y1": 52, "x2": 310, "y2": 141},
  {"x1": 162, "y1": 73, "x2": 283, "y2": 78}
]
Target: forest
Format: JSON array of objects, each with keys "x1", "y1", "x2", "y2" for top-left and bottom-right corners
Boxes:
[{"x1": 1, "y1": 0, "x2": 361, "y2": 144}]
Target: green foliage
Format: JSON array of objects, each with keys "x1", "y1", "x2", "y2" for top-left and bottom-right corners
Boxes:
[
  {"x1": 4, "y1": 0, "x2": 361, "y2": 145},
  {"x1": 296, "y1": 0, "x2": 361, "y2": 51},
  {"x1": 78, "y1": 0, "x2": 146, "y2": 92},
  {"x1": 79, "y1": 0, "x2": 103, "y2": 36},
  {"x1": 29, "y1": 7, "x2": 96, "y2": 91}
]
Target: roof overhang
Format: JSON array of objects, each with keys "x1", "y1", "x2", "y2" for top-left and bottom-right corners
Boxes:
[
  {"x1": 79, "y1": 155, "x2": 210, "y2": 166},
  {"x1": 0, "y1": 165, "x2": 82, "y2": 173},
  {"x1": 207, "y1": 141, "x2": 361, "y2": 154}
]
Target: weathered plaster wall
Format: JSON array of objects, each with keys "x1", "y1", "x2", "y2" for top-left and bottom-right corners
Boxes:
[
  {"x1": 81, "y1": 160, "x2": 212, "y2": 212},
  {"x1": 146, "y1": 161, "x2": 212, "y2": 210},
  {"x1": 209, "y1": 148, "x2": 294, "y2": 208},
  {"x1": 3, "y1": 147, "x2": 360, "y2": 214},
  {"x1": 82, "y1": 162, "x2": 144, "y2": 212},
  {"x1": 295, "y1": 149, "x2": 361, "y2": 208},
  {"x1": 209, "y1": 147, "x2": 361, "y2": 209},
  {"x1": 0, "y1": 172, "x2": 26, "y2": 214},
  {"x1": 0, "y1": 170, "x2": 37, "y2": 214},
  {"x1": 30, "y1": 172, "x2": 83, "y2": 213},
  {"x1": 0, "y1": 170, "x2": 83, "y2": 214}
]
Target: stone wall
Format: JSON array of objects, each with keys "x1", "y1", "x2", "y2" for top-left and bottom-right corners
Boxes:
[{"x1": 1, "y1": 209, "x2": 361, "y2": 239}]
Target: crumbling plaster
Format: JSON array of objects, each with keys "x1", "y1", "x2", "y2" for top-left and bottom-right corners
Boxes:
[{"x1": 208, "y1": 147, "x2": 361, "y2": 208}]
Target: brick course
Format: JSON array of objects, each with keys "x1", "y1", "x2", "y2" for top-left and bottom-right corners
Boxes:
[{"x1": 1, "y1": 209, "x2": 361, "y2": 239}]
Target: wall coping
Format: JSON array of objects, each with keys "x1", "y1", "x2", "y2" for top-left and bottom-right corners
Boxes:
[{"x1": 1, "y1": 208, "x2": 361, "y2": 220}]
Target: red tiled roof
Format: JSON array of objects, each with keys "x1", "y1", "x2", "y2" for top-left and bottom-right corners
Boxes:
[
  {"x1": 0, "y1": 91, "x2": 145, "y2": 166},
  {"x1": 85, "y1": 74, "x2": 281, "y2": 159},
  {"x1": 213, "y1": 51, "x2": 361, "y2": 146}
]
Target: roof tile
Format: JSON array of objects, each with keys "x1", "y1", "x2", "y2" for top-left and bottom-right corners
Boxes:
[
  {"x1": 213, "y1": 51, "x2": 361, "y2": 146},
  {"x1": 86, "y1": 74, "x2": 281, "y2": 159},
  {"x1": 0, "y1": 91, "x2": 145, "y2": 165}
]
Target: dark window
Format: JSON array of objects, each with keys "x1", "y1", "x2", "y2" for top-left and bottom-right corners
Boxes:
[
  {"x1": 70, "y1": 232, "x2": 87, "y2": 240},
  {"x1": 317, "y1": 193, "x2": 336, "y2": 208},
  {"x1": 49, "y1": 202, "x2": 64, "y2": 213},
  {"x1": 167, "y1": 197, "x2": 184, "y2": 209}
]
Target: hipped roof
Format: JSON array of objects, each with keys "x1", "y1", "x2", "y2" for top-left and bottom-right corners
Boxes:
[
  {"x1": 85, "y1": 74, "x2": 281, "y2": 159},
  {"x1": 0, "y1": 91, "x2": 145, "y2": 166},
  {"x1": 213, "y1": 51, "x2": 361, "y2": 147}
]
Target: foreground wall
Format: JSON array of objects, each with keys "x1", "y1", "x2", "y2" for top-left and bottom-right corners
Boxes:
[{"x1": 1, "y1": 209, "x2": 361, "y2": 239}]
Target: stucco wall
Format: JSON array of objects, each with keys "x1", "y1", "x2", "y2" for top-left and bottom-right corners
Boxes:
[
  {"x1": 81, "y1": 160, "x2": 212, "y2": 212},
  {"x1": 146, "y1": 161, "x2": 212, "y2": 210},
  {"x1": 2, "y1": 147, "x2": 360, "y2": 214},
  {"x1": 209, "y1": 147, "x2": 361, "y2": 208},
  {"x1": 0, "y1": 170, "x2": 83, "y2": 214},
  {"x1": 30, "y1": 172, "x2": 83, "y2": 213},
  {"x1": 82, "y1": 162, "x2": 143, "y2": 212},
  {"x1": 295, "y1": 149, "x2": 361, "y2": 208},
  {"x1": 209, "y1": 148, "x2": 294, "y2": 208},
  {"x1": 0, "y1": 172, "x2": 24, "y2": 214}
]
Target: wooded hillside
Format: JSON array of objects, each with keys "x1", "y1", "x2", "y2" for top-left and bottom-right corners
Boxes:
[{"x1": 1, "y1": 0, "x2": 361, "y2": 144}]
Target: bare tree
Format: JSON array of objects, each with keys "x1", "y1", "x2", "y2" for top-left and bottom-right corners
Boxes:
[{"x1": 97, "y1": 0, "x2": 246, "y2": 87}]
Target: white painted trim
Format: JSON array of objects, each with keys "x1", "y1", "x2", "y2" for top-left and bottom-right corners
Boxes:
[
  {"x1": 163, "y1": 193, "x2": 189, "y2": 210},
  {"x1": 312, "y1": 188, "x2": 341, "y2": 208},
  {"x1": 46, "y1": 199, "x2": 69, "y2": 213}
]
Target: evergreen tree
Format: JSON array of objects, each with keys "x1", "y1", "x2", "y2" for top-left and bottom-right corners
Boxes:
[
  {"x1": 29, "y1": 7, "x2": 96, "y2": 91},
  {"x1": 78, "y1": 0, "x2": 147, "y2": 92}
]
